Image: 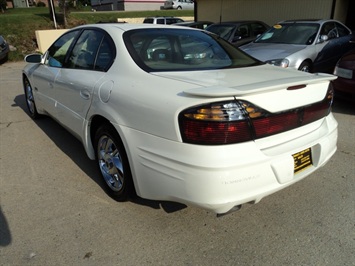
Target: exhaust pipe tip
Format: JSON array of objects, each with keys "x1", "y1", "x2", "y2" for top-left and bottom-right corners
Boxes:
[{"x1": 216, "y1": 205, "x2": 242, "y2": 218}]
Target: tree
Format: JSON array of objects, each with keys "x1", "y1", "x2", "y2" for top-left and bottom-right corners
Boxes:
[
  {"x1": 0, "y1": 0, "x2": 7, "y2": 13},
  {"x1": 58, "y1": 0, "x2": 72, "y2": 28}
]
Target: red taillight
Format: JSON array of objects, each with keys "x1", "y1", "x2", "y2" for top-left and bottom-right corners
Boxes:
[
  {"x1": 180, "y1": 120, "x2": 252, "y2": 145},
  {"x1": 303, "y1": 84, "x2": 333, "y2": 124},
  {"x1": 179, "y1": 101, "x2": 252, "y2": 145},
  {"x1": 253, "y1": 111, "x2": 299, "y2": 139},
  {"x1": 179, "y1": 84, "x2": 333, "y2": 145},
  {"x1": 303, "y1": 101, "x2": 329, "y2": 124}
]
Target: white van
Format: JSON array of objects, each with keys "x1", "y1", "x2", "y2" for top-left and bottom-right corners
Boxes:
[{"x1": 164, "y1": 0, "x2": 194, "y2": 10}]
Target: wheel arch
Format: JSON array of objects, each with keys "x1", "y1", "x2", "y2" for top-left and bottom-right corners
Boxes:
[
  {"x1": 86, "y1": 115, "x2": 130, "y2": 164},
  {"x1": 22, "y1": 73, "x2": 31, "y2": 87},
  {"x1": 85, "y1": 115, "x2": 110, "y2": 159},
  {"x1": 87, "y1": 114, "x2": 138, "y2": 198},
  {"x1": 298, "y1": 59, "x2": 313, "y2": 72}
]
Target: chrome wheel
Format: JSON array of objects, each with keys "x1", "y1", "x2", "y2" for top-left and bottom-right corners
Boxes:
[
  {"x1": 98, "y1": 135, "x2": 124, "y2": 192},
  {"x1": 94, "y1": 124, "x2": 134, "y2": 201}
]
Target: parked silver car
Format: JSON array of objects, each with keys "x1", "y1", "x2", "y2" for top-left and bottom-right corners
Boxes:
[{"x1": 240, "y1": 19, "x2": 355, "y2": 73}]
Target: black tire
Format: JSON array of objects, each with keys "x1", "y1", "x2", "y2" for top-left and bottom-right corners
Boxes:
[
  {"x1": 23, "y1": 77, "x2": 40, "y2": 119},
  {"x1": 298, "y1": 61, "x2": 312, "y2": 72},
  {"x1": 0, "y1": 53, "x2": 8, "y2": 64},
  {"x1": 94, "y1": 124, "x2": 135, "y2": 201}
]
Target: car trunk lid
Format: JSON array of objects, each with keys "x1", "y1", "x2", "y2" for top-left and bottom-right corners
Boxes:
[{"x1": 152, "y1": 65, "x2": 336, "y2": 112}]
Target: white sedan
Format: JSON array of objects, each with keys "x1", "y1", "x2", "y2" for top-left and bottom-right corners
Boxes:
[
  {"x1": 164, "y1": 0, "x2": 194, "y2": 10},
  {"x1": 23, "y1": 24, "x2": 338, "y2": 215}
]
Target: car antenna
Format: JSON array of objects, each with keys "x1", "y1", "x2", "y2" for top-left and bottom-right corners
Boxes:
[{"x1": 219, "y1": 0, "x2": 223, "y2": 23}]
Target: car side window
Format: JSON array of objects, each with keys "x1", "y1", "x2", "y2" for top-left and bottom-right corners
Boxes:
[
  {"x1": 157, "y1": 19, "x2": 164, "y2": 24},
  {"x1": 251, "y1": 23, "x2": 267, "y2": 36},
  {"x1": 66, "y1": 29, "x2": 115, "y2": 72},
  {"x1": 94, "y1": 36, "x2": 115, "y2": 71},
  {"x1": 67, "y1": 29, "x2": 104, "y2": 70},
  {"x1": 143, "y1": 18, "x2": 153, "y2": 23},
  {"x1": 46, "y1": 30, "x2": 79, "y2": 68},
  {"x1": 236, "y1": 25, "x2": 250, "y2": 38},
  {"x1": 320, "y1": 22, "x2": 337, "y2": 39},
  {"x1": 335, "y1": 22, "x2": 350, "y2": 37}
]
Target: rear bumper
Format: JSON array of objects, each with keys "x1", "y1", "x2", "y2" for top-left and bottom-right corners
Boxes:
[{"x1": 117, "y1": 113, "x2": 338, "y2": 214}]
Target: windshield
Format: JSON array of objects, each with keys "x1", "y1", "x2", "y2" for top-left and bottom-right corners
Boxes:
[
  {"x1": 124, "y1": 28, "x2": 261, "y2": 72},
  {"x1": 255, "y1": 23, "x2": 320, "y2": 45}
]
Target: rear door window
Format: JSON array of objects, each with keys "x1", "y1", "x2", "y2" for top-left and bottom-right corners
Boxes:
[
  {"x1": 335, "y1": 22, "x2": 351, "y2": 37},
  {"x1": 67, "y1": 29, "x2": 115, "y2": 71}
]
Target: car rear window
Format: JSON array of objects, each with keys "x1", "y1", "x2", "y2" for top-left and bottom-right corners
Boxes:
[{"x1": 123, "y1": 28, "x2": 262, "y2": 72}]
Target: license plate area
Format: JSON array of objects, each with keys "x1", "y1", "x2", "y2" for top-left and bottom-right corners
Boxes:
[{"x1": 293, "y1": 148, "x2": 312, "y2": 173}]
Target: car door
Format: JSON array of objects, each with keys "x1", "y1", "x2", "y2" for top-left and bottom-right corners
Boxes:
[
  {"x1": 31, "y1": 30, "x2": 79, "y2": 117},
  {"x1": 334, "y1": 22, "x2": 354, "y2": 55},
  {"x1": 53, "y1": 29, "x2": 115, "y2": 139},
  {"x1": 314, "y1": 22, "x2": 352, "y2": 72}
]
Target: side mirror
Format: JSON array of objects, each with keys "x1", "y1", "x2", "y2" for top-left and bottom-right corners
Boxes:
[
  {"x1": 233, "y1": 35, "x2": 242, "y2": 42},
  {"x1": 24, "y1": 54, "x2": 42, "y2": 63},
  {"x1": 318, "y1": 35, "x2": 329, "y2": 43}
]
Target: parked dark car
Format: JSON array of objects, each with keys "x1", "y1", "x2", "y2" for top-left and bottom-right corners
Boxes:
[
  {"x1": 205, "y1": 21, "x2": 270, "y2": 47},
  {"x1": 240, "y1": 19, "x2": 355, "y2": 73},
  {"x1": 333, "y1": 44, "x2": 355, "y2": 101},
  {"x1": 173, "y1": 21, "x2": 213, "y2": 30},
  {"x1": 0, "y1": 35, "x2": 9, "y2": 63}
]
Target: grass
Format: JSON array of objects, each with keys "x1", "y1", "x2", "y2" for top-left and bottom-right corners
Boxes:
[{"x1": 0, "y1": 7, "x2": 194, "y2": 61}]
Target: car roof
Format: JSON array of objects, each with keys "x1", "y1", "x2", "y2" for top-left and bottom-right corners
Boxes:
[
  {"x1": 215, "y1": 20, "x2": 266, "y2": 24},
  {"x1": 277, "y1": 19, "x2": 336, "y2": 24},
  {"x1": 174, "y1": 21, "x2": 213, "y2": 26},
  {"x1": 208, "y1": 20, "x2": 268, "y2": 27},
  {"x1": 73, "y1": 23, "x2": 200, "y2": 32}
]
